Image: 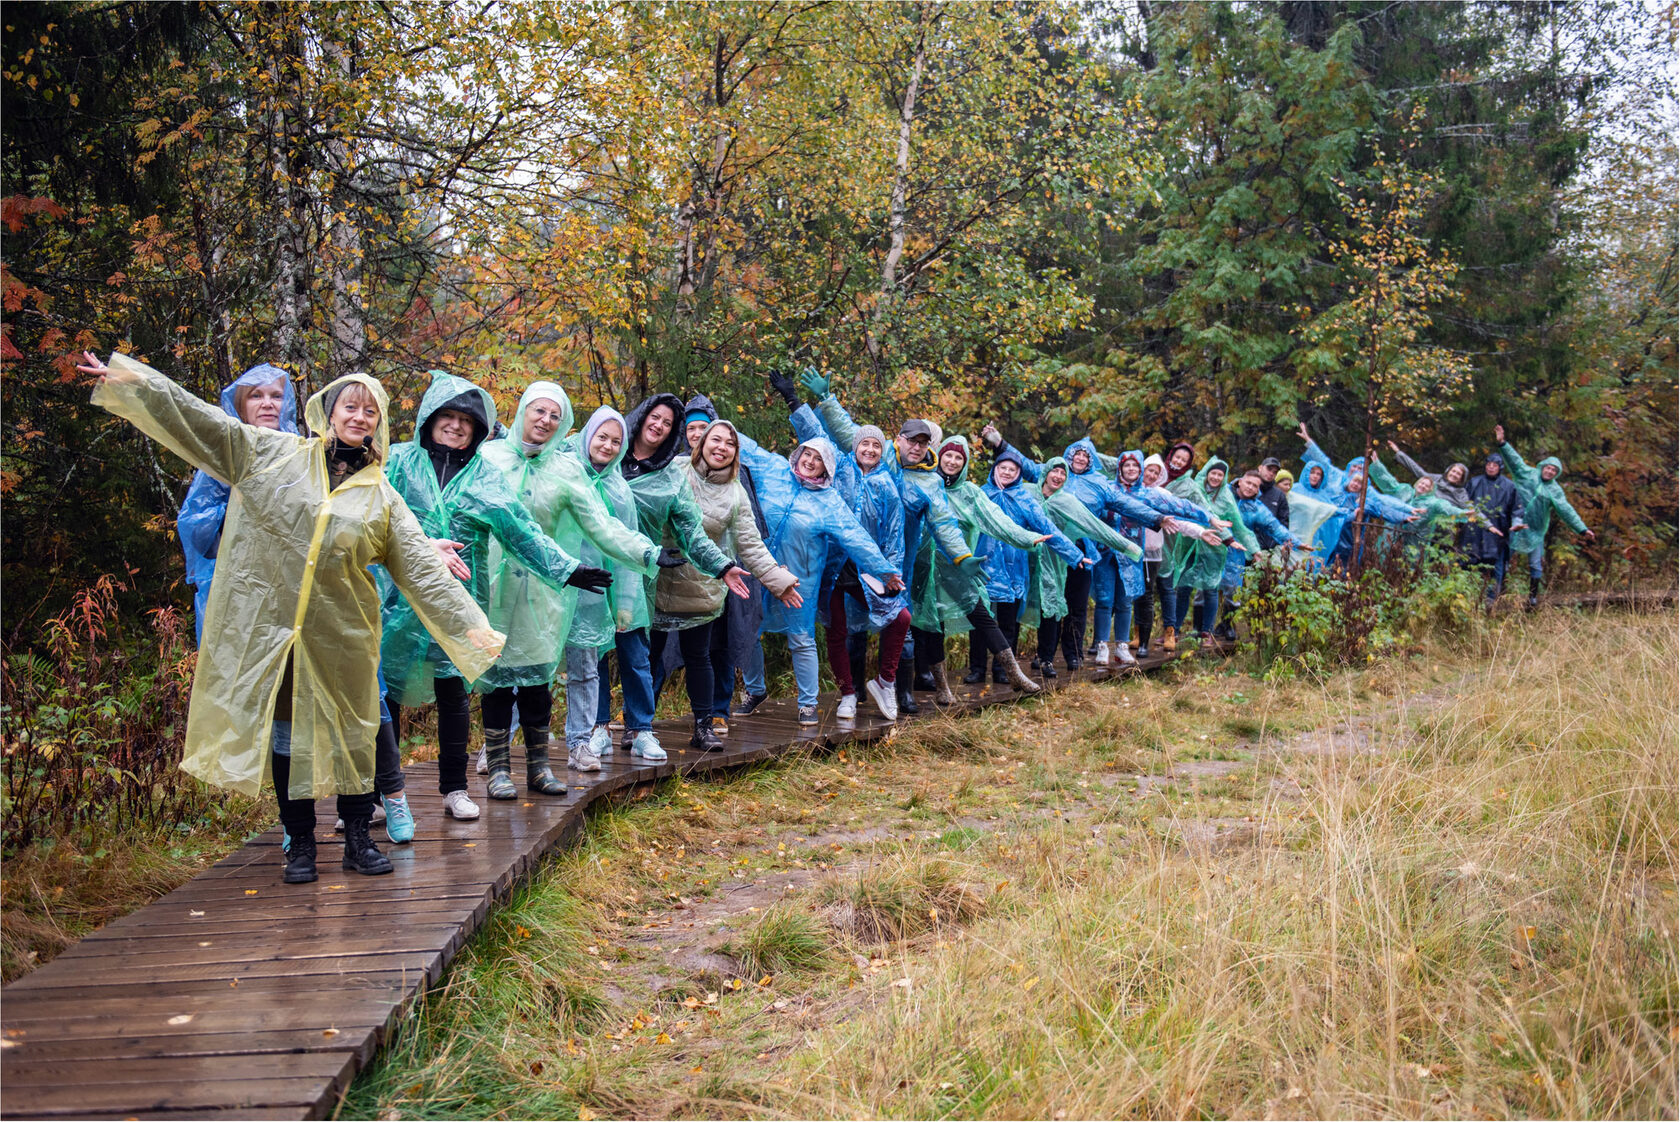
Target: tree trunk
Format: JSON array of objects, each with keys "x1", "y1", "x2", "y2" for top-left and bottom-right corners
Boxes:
[
  {"x1": 265, "y1": 10, "x2": 313, "y2": 388},
  {"x1": 324, "y1": 36, "x2": 366, "y2": 378},
  {"x1": 864, "y1": 10, "x2": 928, "y2": 370}
]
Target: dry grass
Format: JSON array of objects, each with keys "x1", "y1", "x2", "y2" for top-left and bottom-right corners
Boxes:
[{"x1": 344, "y1": 609, "x2": 1677, "y2": 1120}]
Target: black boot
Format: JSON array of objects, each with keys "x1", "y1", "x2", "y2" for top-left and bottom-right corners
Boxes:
[
  {"x1": 483, "y1": 726, "x2": 517, "y2": 800},
  {"x1": 913, "y1": 668, "x2": 937, "y2": 692},
  {"x1": 1041, "y1": 661, "x2": 1058, "y2": 679},
  {"x1": 283, "y1": 832, "x2": 318, "y2": 884},
  {"x1": 895, "y1": 659, "x2": 920, "y2": 715},
  {"x1": 690, "y1": 714, "x2": 725, "y2": 751},
  {"x1": 342, "y1": 815, "x2": 393, "y2": 876},
  {"x1": 962, "y1": 665, "x2": 986, "y2": 685},
  {"x1": 992, "y1": 662, "x2": 1010, "y2": 685}
]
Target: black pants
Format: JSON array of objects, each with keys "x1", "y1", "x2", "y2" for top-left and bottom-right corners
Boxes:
[
  {"x1": 1036, "y1": 617, "x2": 1061, "y2": 665},
  {"x1": 388, "y1": 674, "x2": 472, "y2": 796},
  {"x1": 481, "y1": 684, "x2": 553, "y2": 732},
  {"x1": 374, "y1": 717, "x2": 403, "y2": 797},
  {"x1": 919, "y1": 605, "x2": 1011, "y2": 668},
  {"x1": 273, "y1": 750, "x2": 375, "y2": 839},
  {"x1": 970, "y1": 600, "x2": 1020, "y2": 672},
  {"x1": 1060, "y1": 565, "x2": 1093, "y2": 664},
  {"x1": 649, "y1": 623, "x2": 716, "y2": 720}
]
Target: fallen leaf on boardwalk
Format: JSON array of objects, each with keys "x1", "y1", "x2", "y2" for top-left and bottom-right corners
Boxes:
[
  {"x1": 167, "y1": 1014, "x2": 194, "y2": 1025},
  {"x1": 323, "y1": 1028, "x2": 339, "y2": 1038},
  {"x1": 464, "y1": 842, "x2": 477, "y2": 848},
  {"x1": 229, "y1": 979, "x2": 238, "y2": 988},
  {"x1": 244, "y1": 889, "x2": 258, "y2": 896},
  {"x1": 189, "y1": 909, "x2": 205, "y2": 917}
]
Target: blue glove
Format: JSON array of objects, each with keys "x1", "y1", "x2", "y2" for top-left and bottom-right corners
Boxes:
[{"x1": 799, "y1": 366, "x2": 830, "y2": 399}]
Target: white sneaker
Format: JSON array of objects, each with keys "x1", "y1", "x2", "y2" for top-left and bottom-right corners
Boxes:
[
  {"x1": 1094, "y1": 641, "x2": 1111, "y2": 667},
  {"x1": 332, "y1": 803, "x2": 385, "y2": 832},
  {"x1": 1116, "y1": 644, "x2": 1138, "y2": 668},
  {"x1": 568, "y1": 744, "x2": 602, "y2": 772},
  {"x1": 589, "y1": 725, "x2": 614, "y2": 757},
  {"x1": 630, "y1": 730, "x2": 666, "y2": 761},
  {"x1": 836, "y1": 693, "x2": 858, "y2": 720},
  {"x1": 442, "y1": 789, "x2": 480, "y2": 820},
  {"x1": 865, "y1": 676, "x2": 898, "y2": 721},
  {"x1": 475, "y1": 746, "x2": 488, "y2": 775}
]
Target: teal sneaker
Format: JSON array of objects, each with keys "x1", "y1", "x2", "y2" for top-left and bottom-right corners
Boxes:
[
  {"x1": 629, "y1": 730, "x2": 666, "y2": 761},
  {"x1": 382, "y1": 793, "x2": 415, "y2": 844}
]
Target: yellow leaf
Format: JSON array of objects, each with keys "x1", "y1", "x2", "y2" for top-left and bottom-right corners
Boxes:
[
  {"x1": 656, "y1": 1031, "x2": 673, "y2": 1044},
  {"x1": 244, "y1": 889, "x2": 258, "y2": 896},
  {"x1": 578, "y1": 1108, "x2": 596, "y2": 1121}
]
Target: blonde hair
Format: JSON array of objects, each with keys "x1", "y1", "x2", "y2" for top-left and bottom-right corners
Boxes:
[{"x1": 326, "y1": 381, "x2": 383, "y2": 461}]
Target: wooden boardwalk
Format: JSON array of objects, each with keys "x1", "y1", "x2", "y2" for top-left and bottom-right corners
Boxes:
[{"x1": 0, "y1": 651, "x2": 1186, "y2": 1120}]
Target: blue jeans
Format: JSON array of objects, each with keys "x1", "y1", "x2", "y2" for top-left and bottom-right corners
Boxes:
[
  {"x1": 595, "y1": 628, "x2": 655, "y2": 733},
  {"x1": 564, "y1": 645, "x2": 599, "y2": 749},
  {"x1": 1528, "y1": 549, "x2": 1544, "y2": 583},
  {"x1": 1194, "y1": 592, "x2": 1220, "y2": 634},
  {"x1": 1170, "y1": 585, "x2": 1195, "y2": 632},
  {"x1": 786, "y1": 630, "x2": 820, "y2": 708},
  {"x1": 1111, "y1": 591, "x2": 1133, "y2": 649},
  {"x1": 737, "y1": 635, "x2": 766, "y2": 698},
  {"x1": 1090, "y1": 553, "x2": 1119, "y2": 645},
  {"x1": 1483, "y1": 543, "x2": 1511, "y2": 601}
]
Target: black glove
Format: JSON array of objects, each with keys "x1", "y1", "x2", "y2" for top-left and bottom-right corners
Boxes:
[
  {"x1": 565, "y1": 566, "x2": 613, "y2": 593},
  {"x1": 656, "y1": 546, "x2": 688, "y2": 568},
  {"x1": 767, "y1": 369, "x2": 801, "y2": 410}
]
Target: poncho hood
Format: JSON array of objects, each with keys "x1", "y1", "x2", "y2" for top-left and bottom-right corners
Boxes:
[
  {"x1": 1197, "y1": 456, "x2": 1231, "y2": 499},
  {"x1": 788, "y1": 435, "x2": 838, "y2": 490},
  {"x1": 938, "y1": 434, "x2": 973, "y2": 486},
  {"x1": 1040, "y1": 455, "x2": 1069, "y2": 497},
  {"x1": 1141, "y1": 452, "x2": 1167, "y2": 485},
  {"x1": 690, "y1": 418, "x2": 742, "y2": 485},
  {"x1": 624, "y1": 392, "x2": 688, "y2": 472},
  {"x1": 308, "y1": 372, "x2": 391, "y2": 464},
  {"x1": 579, "y1": 406, "x2": 631, "y2": 477},
  {"x1": 1117, "y1": 448, "x2": 1144, "y2": 483},
  {"x1": 1539, "y1": 455, "x2": 1564, "y2": 475},
  {"x1": 989, "y1": 444, "x2": 1029, "y2": 489},
  {"x1": 414, "y1": 369, "x2": 494, "y2": 455},
  {"x1": 684, "y1": 393, "x2": 720, "y2": 425},
  {"x1": 221, "y1": 362, "x2": 298, "y2": 434},
  {"x1": 1165, "y1": 441, "x2": 1197, "y2": 481},
  {"x1": 508, "y1": 380, "x2": 574, "y2": 462},
  {"x1": 1063, "y1": 436, "x2": 1102, "y2": 475}
]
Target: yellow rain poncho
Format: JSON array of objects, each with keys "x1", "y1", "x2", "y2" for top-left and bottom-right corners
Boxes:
[
  {"x1": 479, "y1": 382, "x2": 658, "y2": 689},
  {"x1": 90, "y1": 354, "x2": 503, "y2": 800}
]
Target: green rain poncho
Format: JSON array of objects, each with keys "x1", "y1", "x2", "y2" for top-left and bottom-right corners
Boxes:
[
  {"x1": 1022, "y1": 457, "x2": 1141, "y2": 628},
  {"x1": 917, "y1": 435, "x2": 1048, "y2": 633},
  {"x1": 90, "y1": 355, "x2": 502, "y2": 800},
  {"x1": 1368, "y1": 456, "x2": 1473, "y2": 543},
  {"x1": 620, "y1": 394, "x2": 737, "y2": 615},
  {"x1": 1169, "y1": 457, "x2": 1257, "y2": 591},
  {"x1": 381, "y1": 371, "x2": 581, "y2": 707},
  {"x1": 564, "y1": 407, "x2": 653, "y2": 652},
  {"x1": 1500, "y1": 442, "x2": 1588, "y2": 554},
  {"x1": 479, "y1": 382, "x2": 659, "y2": 690}
]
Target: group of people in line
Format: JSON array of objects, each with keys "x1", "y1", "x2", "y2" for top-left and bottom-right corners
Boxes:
[{"x1": 81, "y1": 352, "x2": 1594, "y2": 885}]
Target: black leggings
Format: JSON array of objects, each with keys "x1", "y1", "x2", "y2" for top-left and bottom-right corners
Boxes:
[
  {"x1": 388, "y1": 674, "x2": 472, "y2": 796},
  {"x1": 917, "y1": 605, "x2": 1012, "y2": 670},
  {"x1": 481, "y1": 684, "x2": 553, "y2": 732},
  {"x1": 273, "y1": 750, "x2": 375, "y2": 839},
  {"x1": 1060, "y1": 565, "x2": 1093, "y2": 664},
  {"x1": 1037, "y1": 617, "x2": 1061, "y2": 665},
  {"x1": 970, "y1": 600, "x2": 1021, "y2": 671},
  {"x1": 649, "y1": 623, "x2": 715, "y2": 720}
]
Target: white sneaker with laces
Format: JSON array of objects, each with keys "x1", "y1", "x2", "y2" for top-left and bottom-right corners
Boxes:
[
  {"x1": 630, "y1": 730, "x2": 666, "y2": 761},
  {"x1": 442, "y1": 789, "x2": 480, "y2": 820},
  {"x1": 589, "y1": 725, "x2": 614, "y2": 757},
  {"x1": 568, "y1": 744, "x2": 602, "y2": 772},
  {"x1": 865, "y1": 676, "x2": 898, "y2": 721},
  {"x1": 836, "y1": 693, "x2": 857, "y2": 719},
  {"x1": 1116, "y1": 643, "x2": 1138, "y2": 668},
  {"x1": 476, "y1": 746, "x2": 488, "y2": 775},
  {"x1": 1094, "y1": 641, "x2": 1111, "y2": 667}
]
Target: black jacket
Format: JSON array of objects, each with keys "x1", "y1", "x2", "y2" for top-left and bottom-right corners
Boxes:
[
  {"x1": 1258, "y1": 480, "x2": 1290, "y2": 528},
  {"x1": 1465, "y1": 472, "x2": 1520, "y2": 562}
]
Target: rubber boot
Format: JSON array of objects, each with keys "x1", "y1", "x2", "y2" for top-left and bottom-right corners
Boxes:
[
  {"x1": 690, "y1": 715, "x2": 725, "y2": 752},
  {"x1": 996, "y1": 648, "x2": 1042, "y2": 694},
  {"x1": 895, "y1": 658, "x2": 920, "y2": 715},
  {"x1": 483, "y1": 726, "x2": 517, "y2": 800},
  {"x1": 524, "y1": 726, "x2": 567, "y2": 795},
  {"x1": 342, "y1": 814, "x2": 393, "y2": 876},
  {"x1": 1526, "y1": 574, "x2": 1542, "y2": 611},
  {"x1": 930, "y1": 662, "x2": 958, "y2": 707},
  {"x1": 283, "y1": 831, "x2": 318, "y2": 884},
  {"x1": 913, "y1": 668, "x2": 937, "y2": 692}
]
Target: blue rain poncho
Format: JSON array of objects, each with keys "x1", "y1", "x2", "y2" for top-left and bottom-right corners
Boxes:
[
  {"x1": 999, "y1": 437, "x2": 1169, "y2": 553},
  {"x1": 1021, "y1": 458, "x2": 1139, "y2": 628},
  {"x1": 980, "y1": 446, "x2": 1084, "y2": 605},
  {"x1": 479, "y1": 383, "x2": 658, "y2": 689},
  {"x1": 1500, "y1": 443, "x2": 1588, "y2": 554},
  {"x1": 381, "y1": 371, "x2": 581, "y2": 707},
  {"x1": 92, "y1": 355, "x2": 502, "y2": 799},
  {"x1": 177, "y1": 363, "x2": 299, "y2": 641},
  {"x1": 1113, "y1": 447, "x2": 1213, "y2": 598},
  {"x1": 563, "y1": 407, "x2": 654, "y2": 651},
  {"x1": 737, "y1": 432, "x2": 900, "y2": 636},
  {"x1": 1301, "y1": 441, "x2": 1419, "y2": 561},
  {"x1": 790, "y1": 405, "x2": 908, "y2": 632}
]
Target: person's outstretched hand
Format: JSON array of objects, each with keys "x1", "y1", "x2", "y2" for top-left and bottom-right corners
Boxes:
[
  {"x1": 1583, "y1": 528, "x2": 1596, "y2": 542},
  {"x1": 767, "y1": 369, "x2": 801, "y2": 409},
  {"x1": 778, "y1": 584, "x2": 804, "y2": 610},
  {"x1": 1199, "y1": 527, "x2": 1224, "y2": 547},
  {"x1": 566, "y1": 566, "x2": 613, "y2": 593},
  {"x1": 722, "y1": 565, "x2": 751, "y2": 599},
  {"x1": 1297, "y1": 421, "x2": 1310, "y2": 444},
  {"x1": 77, "y1": 350, "x2": 139, "y2": 386},
  {"x1": 1494, "y1": 423, "x2": 1505, "y2": 444},
  {"x1": 980, "y1": 423, "x2": 1003, "y2": 450},
  {"x1": 799, "y1": 366, "x2": 830, "y2": 399},
  {"x1": 1386, "y1": 439, "x2": 1400, "y2": 454},
  {"x1": 882, "y1": 572, "x2": 905, "y2": 592},
  {"x1": 1210, "y1": 516, "x2": 1233, "y2": 531},
  {"x1": 430, "y1": 538, "x2": 471, "y2": 581},
  {"x1": 656, "y1": 546, "x2": 688, "y2": 568}
]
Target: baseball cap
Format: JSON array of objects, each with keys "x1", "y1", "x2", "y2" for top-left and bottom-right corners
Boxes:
[{"x1": 899, "y1": 419, "x2": 934, "y2": 441}]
